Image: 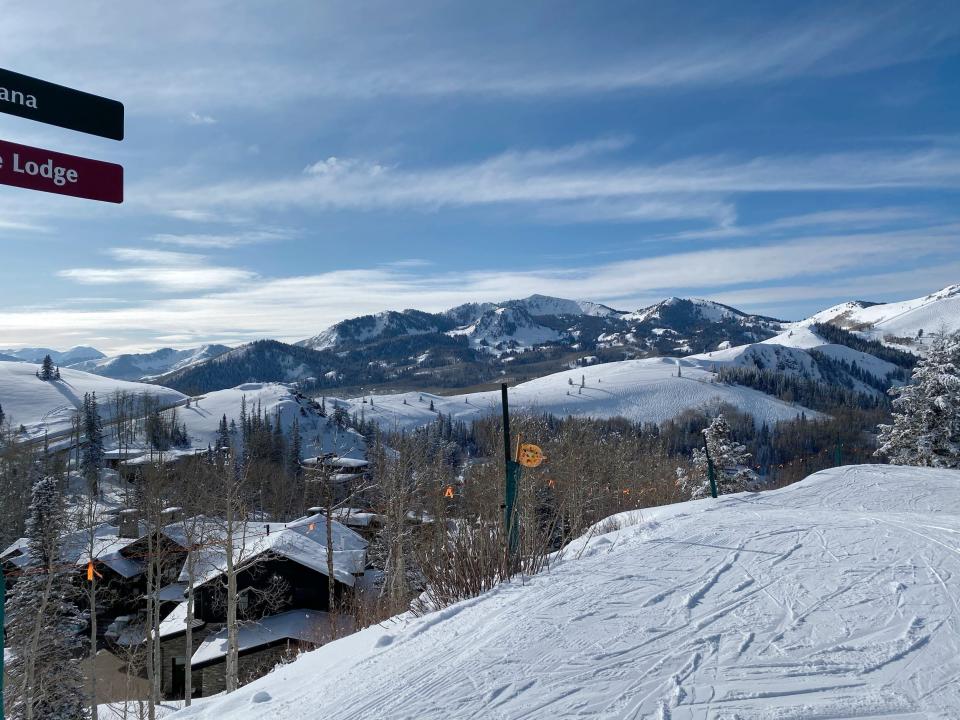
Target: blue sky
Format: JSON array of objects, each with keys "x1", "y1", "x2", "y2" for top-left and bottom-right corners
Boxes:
[{"x1": 1, "y1": 0, "x2": 959, "y2": 353}]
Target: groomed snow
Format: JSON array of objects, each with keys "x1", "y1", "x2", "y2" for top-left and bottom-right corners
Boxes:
[
  {"x1": 341, "y1": 356, "x2": 817, "y2": 432},
  {"x1": 170, "y1": 465, "x2": 960, "y2": 719}
]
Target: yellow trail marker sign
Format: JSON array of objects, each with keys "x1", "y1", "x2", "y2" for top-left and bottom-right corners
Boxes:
[{"x1": 518, "y1": 443, "x2": 545, "y2": 468}]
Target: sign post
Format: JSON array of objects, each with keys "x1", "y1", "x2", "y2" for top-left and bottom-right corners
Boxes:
[
  {"x1": 501, "y1": 384, "x2": 521, "y2": 574},
  {"x1": 0, "y1": 139, "x2": 123, "y2": 203},
  {"x1": 0, "y1": 68, "x2": 124, "y2": 140}
]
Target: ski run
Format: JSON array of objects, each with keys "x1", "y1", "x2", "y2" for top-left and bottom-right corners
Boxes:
[{"x1": 172, "y1": 465, "x2": 960, "y2": 720}]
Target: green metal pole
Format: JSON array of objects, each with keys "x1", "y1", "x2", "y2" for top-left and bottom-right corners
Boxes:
[
  {"x1": 834, "y1": 434, "x2": 842, "y2": 467},
  {"x1": 501, "y1": 384, "x2": 521, "y2": 572},
  {"x1": 705, "y1": 443, "x2": 718, "y2": 499}
]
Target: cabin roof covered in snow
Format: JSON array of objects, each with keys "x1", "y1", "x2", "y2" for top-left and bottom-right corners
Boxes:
[
  {"x1": 190, "y1": 609, "x2": 349, "y2": 667},
  {"x1": 158, "y1": 601, "x2": 205, "y2": 640},
  {"x1": 178, "y1": 513, "x2": 368, "y2": 588}
]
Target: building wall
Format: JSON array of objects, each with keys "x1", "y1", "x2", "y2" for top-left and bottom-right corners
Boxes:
[
  {"x1": 160, "y1": 625, "x2": 210, "y2": 699},
  {"x1": 198, "y1": 641, "x2": 305, "y2": 697}
]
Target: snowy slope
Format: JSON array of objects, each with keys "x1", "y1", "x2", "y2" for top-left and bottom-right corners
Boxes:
[
  {"x1": 171, "y1": 465, "x2": 960, "y2": 719},
  {"x1": 69, "y1": 345, "x2": 231, "y2": 381},
  {"x1": 448, "y1": 306, "x2": 564, "y2": 354},
  {"x1": 181, "y1": 383, "x2": 365, "y2": 459},
  {"x1": 803, "y1": 284, "x2": 960, "y2": 349},
  {"x1": 339, "y1": 356, "x2": 816, "y2": 431},
  {"x1": 0, "y1": 361, "x2": 186, "y2": 442},
  {"x1": 688, "y1": 326, "x2": 900, "y2": 383}
]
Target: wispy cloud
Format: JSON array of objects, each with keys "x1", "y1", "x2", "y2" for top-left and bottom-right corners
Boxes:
[
  {"x1": 58, "y1": 246, "x2": 256, "y2": 292},
  {"x1": 152, "y1": 229, "x2": 293, "y2": 249},
  {"x1": 140, "y1": 142, "x2": 960, "y2": 224},
  {"x1": 187, "y1": 111, "x2": 217, "y2": 125}
]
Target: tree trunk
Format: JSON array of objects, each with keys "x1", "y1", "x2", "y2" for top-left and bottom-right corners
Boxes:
[
  {"x1": 325, "y1": 481, "x2": 338, "y2": 637},
  {"x1": 145, "y1": 528, "x2": 156, "y2": 720},
  {"x1": 89, "y1": 572, "x2": 99, "y2": 720},
  {"x1": 224, "y1": 497, "x2": 239, "y2": 693},
  {"x1": 184, "y1": 551, "x2": 195, "y2": 706}
]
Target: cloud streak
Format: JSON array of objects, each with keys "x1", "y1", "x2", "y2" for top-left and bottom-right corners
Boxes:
[{"x1": 140, "y1": 142, "x2": 960, "y2": 223}]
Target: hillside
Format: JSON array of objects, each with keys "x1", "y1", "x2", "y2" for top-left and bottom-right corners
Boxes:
[
  {"x1": 0, "y1": 361, "x2": 186, "y2": 442},
  {"x1": 803, "y1": 284, "x2": 960, "y2": 351},
  {"x1": 179, "y1": 383, "x2": 365, "y2": 459},
  {"x1": 337, "y1": 355, "x2": 818, "y2": 430},
  {"x1": 169, "y1": 465, "x2": 960, "y2": 719}
]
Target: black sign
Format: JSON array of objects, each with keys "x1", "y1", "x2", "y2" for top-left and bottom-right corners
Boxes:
[{"x1": 0, "y1": 68, "x2": 123, "y2": 141}]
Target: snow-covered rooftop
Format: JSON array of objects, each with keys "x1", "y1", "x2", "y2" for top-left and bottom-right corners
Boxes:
[
  {"x1": 191, "y1": 609, "x2": 349, "y2": 667},
  {"x1": 179, "y1": 513, "x2": 368, "y2": 588}
]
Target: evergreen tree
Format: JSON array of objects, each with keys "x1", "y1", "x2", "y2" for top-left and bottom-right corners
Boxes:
[
  {"x1": 704, "y1": 413, "x2": 757, "y2": 492},
  {"x1": 5, "y1": 474, "x2": 88, "y2": 720},
  {"x1": 271, "y1": 410, "x2": 285, "y2": 463},
  {"x1": 288, "y1": 416, "x2": 302, "y2": 480},
  {"x1": 0, "y1": 400, "x2": 5, "y2": 428},
  {"x1": 39, "y1": 354, "x2": 56, "y2": 381},
  {"x1": 681, "y1": 413, "x2": 757, "y2": 500},
  {"x1": 216, "y1": 414, "x2": 231, "y2": 452},
  {"x1": 80, "y1": 392, "x2": 104, "y2": 494},
  {"x1": 675, "y1": 464, "x2": 707, "y2": 500},
  {"x1": 877, "y1": 333, "x2": 960, "y2": 468}
]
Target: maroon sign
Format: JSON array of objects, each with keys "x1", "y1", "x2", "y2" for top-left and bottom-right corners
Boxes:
[{"x1": 0, "y1": 138, "x2": 122, "y2": 203}]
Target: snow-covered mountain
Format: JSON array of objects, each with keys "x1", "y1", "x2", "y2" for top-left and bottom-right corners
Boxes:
[
  {"x1": 448, "y1": 305, "x2": 565, "y2": 353},
  {"x1": 69, "y1": 344, "x2": 231, "y2": 381},
  {"x1": 168, "y1": 464, "x2": 960, "y2": 720},
  {"x1": 0, "y1": 345, "x2": 106, "y2": 365},
  {"x1": 297, "y1": 293, "x2": 782, "y2": 361},
  {"x1": 152, "y1": 340, "x2": 334, "y2": 395},
  {"x1": 299, "y1": 310, "x2": 453, "y2": 352},
  {"x1": 800, "y1": 284, "x2": 960, "y2": 350},
  {"x1": 0, "y1": 361, "x2": 186, "y2": 442}
]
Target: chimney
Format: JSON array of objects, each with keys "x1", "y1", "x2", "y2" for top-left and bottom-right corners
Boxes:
[
  {"x1": 160, "y1": 506, "x2": 183, "y2": 525},
  {"x1": 118, "y1": 509, "x2": 140, "y2": 539}
]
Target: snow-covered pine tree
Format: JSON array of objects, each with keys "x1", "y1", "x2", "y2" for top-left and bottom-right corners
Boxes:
[
  {"x1": 675, "y1": 463, "x2": 708, "y2": 500},
  {"x1": 679, "y1": 413, "x2": 758, "y2": 500},
  {"x1": 0, "y1": 400, "x2": 5, "y2": 429},
  {"x1": 5, "y1": 473, "x2": 88, "y2": 720},
  {"x1": 877, "y1": 332, "x2": 960, "y2": 468},
  {"x1": 80, "y1": 392, "x2": 104, "y2": 494},
  {"x1": 39, "y1": 354, "x2": 56, "y2": 381},
  {"x1": 703, "y1": 413, "x2": 757, "y2": 493}
]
